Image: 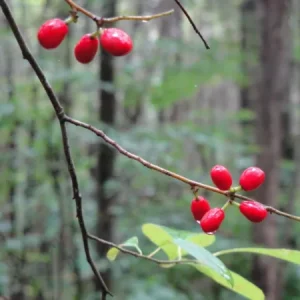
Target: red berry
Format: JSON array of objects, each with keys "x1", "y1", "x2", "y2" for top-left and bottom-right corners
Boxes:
[
  {"x1": 239, "y1": 167, "x2": 265, "y2": 191},
  {"x1": 210, "y1": 165, "x2": 233, "y2": 191},
  {"x1": 100, "y1": 28, "x2": 133, "y2": 56},
  {"x1": 239, "y1": 201, "x2": 268, "y2": 223},
  {"x1": 37, "y1": 18, "x2": 68, "y2": 49},
  {"x1": 200, "y1": 208, "x2": 225, "y2": 234},
  {"x1": 74, "y1": 34, "x2": 99, "y2": 64},
  {"x1": 190, "y1": 196, "x2": 211, "y2": 221}
]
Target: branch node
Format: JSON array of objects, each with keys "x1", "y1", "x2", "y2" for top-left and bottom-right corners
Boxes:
[
  {"x1": 58, "y1": 110, "x2": 66, "y2": 122},
  {"x1": 94, "y1": 16, "x2": 104, "y2": 27}
]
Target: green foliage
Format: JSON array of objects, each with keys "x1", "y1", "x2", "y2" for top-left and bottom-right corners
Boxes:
[
  {"x1": 107, "y1": 225, "x2": 300, "y2": 299},
  {"x1": 107, "y1": 237, "x2": 141, "y2": 261},
  {"x1": 106, "y1": 224, "x2": 268, "y2": 298},
  {"x1": 214, "y1": 248, "x2": 300, "y2": 265},
  {"x1": 193, "y1": 267, "x2": 264, "y2": 300},
  {"x1": 142, "y1": 223, "x2": 215, "y2": 259}
]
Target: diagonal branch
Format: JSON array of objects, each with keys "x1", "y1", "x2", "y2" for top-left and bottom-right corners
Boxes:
[
  {"x1": 173, "y1": 0, "x2": 210, "y2": 49},
  {"x1": 0, "y1": 0, "x2": 111, "y2": 297},
  {"x1": 88, "y1": 233, "x2": 198, "y2": 265},
  {"x1": 63, "y1": 116, "x2": 300, "y2": 222}
]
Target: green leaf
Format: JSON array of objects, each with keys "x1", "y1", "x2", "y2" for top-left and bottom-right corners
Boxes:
[
  {"x1": 193, "y1": 265, "x2": 265, "y2": 300},
  {"x1": 214, "y1": 248, "x2": 300, "y2": 265},
  {"x1": 107, "y1": 248, "x2": 119, "y2": 262},
  {"x1": 142, "y1": 223, "x2": 215, "y2": 259},
  {"x1": 106, "y1": 236, "x2": 140, "y2": 262},
  {"x1": 173, "y1": 238, "x2": 233, "y2": 286}
]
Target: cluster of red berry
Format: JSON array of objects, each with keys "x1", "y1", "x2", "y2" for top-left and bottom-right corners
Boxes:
[
  {"x1": 37, "y1": 18, "x2": 133, "y2": 64},
  {"x1": 191, "y1": 165, "x2": 267, "y2": 234}
]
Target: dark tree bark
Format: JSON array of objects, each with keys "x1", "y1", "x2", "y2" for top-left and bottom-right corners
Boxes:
[
  {"x1": 94, "y1": 0, "x2": 117, "y2": 292},
  {"x1": 123, "y1": 1, "x2": 143, "y2": 125},
  {"x1": 240, "y1": 0, "x2": 259, "y2": 113},
  {"x1": 251, "y1": 1, "x2": 291, "y2": 299},
  {"x1": 54, "y1": 22, "x2": 73, "y2": 299}
]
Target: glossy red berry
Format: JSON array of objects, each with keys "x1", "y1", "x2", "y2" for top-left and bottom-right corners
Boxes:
[
  {"x1": 190, "y1": 196, "x2": 211, "y2": 221},
  {"x1": 200, "y1": 208, "x2": 225, "y2": 234},
  {"x1": 210, "y1": 165, "x2": 233, "y2": 191},
  {"x1": 239, "y1": 167, "x2": 265, "y2": 191},
  {"x1": 100, "y1": 28, "x2": 133, "y2": 56},
  {"x1": 74, "y1": 34, "x2": 99, "y2": 64},
  {"x1": 239, "y1": 201, "x2": 268, "y2": 223},
  {"x1": 37, "y1": 18, "x2": 68, "y2": 49}
]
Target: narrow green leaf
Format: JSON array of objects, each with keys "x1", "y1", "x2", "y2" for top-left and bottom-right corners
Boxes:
[
  {"x1": 173, "y1": 238, "x2": 233, "y2": 286},
  {"x1": 142, "y1": 223, "x2": 215, "y2": 259},
  {"x1": 159, "y1": 263, "x2": 176, "y2": 268},
  {"x1": 193, "y1": 265, "x2": 265, "y2": 300},
  {"x1": 106, "y1": 236, "x2": 140, "y2": 262},
  {"x1": 214, "y1": 248, "x2": 300, "y2": 265},
  {"x1": 122, "y1": 237, "x2": 140, "y2": 249}
]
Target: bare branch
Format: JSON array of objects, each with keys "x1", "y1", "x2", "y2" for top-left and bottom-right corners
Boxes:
[
  {"x1": 65, "y1": 0, "x2": 173, "y2": 26},
  {"x1": 65, "y1": 0, "x2": 209, "y2": 49},
  {"x1": 173, "y1": 0, "x2": 210, "y2": 49},
  {"x1": 103, "y1": 10, "x2": 174, "y2": 23},
  {"x1": 88, "y1": 234, "x2": 198, "y2": 265},
  {"x1": 0, "y1": 0, "x2": 111, "y2": 296},
  {"x1": 64, "y1": 116, "x2": 300, "y2": 222}
]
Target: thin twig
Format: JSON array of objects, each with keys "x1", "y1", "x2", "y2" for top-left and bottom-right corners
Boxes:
[
  {"x1": 265, "y1": 206, "x2": 300, "y2": 221},
  {"x1": 65, "y1": 0, "x2": 96, "y2": 20},
  {"x1": 104, "y1": 10, "x2": 174, "y2": 23},
  {"x1": 64, "y1": 116, "x2": 300, "y2": 222},
  {"x1": 88, "y1": 234, "x2": 197, "y2": 265},
  {"x1": 64, "y1": 116, "x2": 224, "y2": 195},
  {"x1": 65, "y1": 0, "x2": 173, "y2": 26},
  {"x1": 0, "y1": 0, "x2": 111, "y2": 296},
  {"x1": 60, "y1": 123, "x2": 112, "y2": 294},
  {"x1": 173, "y1": 0, "x2": 210, "y2": 49}
]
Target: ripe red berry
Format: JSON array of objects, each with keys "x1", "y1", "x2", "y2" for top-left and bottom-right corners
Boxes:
[
  {"x1": 190, "y1": 196, "x2": 211, "y2": 221},
  {"x1": 239, "y1": 167, "x2": 265, "y2": 191},
  {"x1": 37, "y1": 18, "x2": 68, "y2": 49},
  {"x1": 239, "y1": 201, "x2": 268, "y2": 223},
  {"x1": 100, "y1": 28, "x2": 133, "y2": 56},
  {"x1": 200, "y1": 208, "x2": 225, "y2": 234},
  {"x1": 210, "y1": 165, "x2": 233, "y2": 191},
  {"x1": 74, "y1": 34, "x2": 99, "y2": 64}
]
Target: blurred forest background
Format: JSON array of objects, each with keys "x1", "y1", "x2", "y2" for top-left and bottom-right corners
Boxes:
[{"x1": 1, "y1": 0, "x2": 299, "y2": 299}]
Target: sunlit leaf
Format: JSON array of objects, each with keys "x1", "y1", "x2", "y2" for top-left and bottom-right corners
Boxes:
[
  {"x1": 106, "y1": 236, "x2": 140, "y2": 262},
  {"x1": 107, "y1": 248, "x2": 120, "y2": 262},
  {"x1": 214, "y1": 248, "x2": 300, "y2": 265},
  {"x1": 193, "y1": 265, "x2": 265, "y2": 300},
  {"x1": 142, "y1": 223, "x2": 215, "y2": 259},
  {"x1": 173, "y1": 238, "x2": 233, "y2": 286}
]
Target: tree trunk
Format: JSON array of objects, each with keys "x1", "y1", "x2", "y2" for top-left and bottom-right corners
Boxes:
[
  {"x1": 94, "y1": 0, "x2": 117, "y2": 292},
  {"x1": 240, "y1": 0, "x2": 259, "y2": 113},
  {"x1": 251, "y1": 1, "x2": 291, "y2": 299}
]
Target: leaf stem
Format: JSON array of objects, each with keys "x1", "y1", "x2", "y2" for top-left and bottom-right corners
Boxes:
[{"x1": 147, "y1": 247, "x2": 161, "y2": 258}]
